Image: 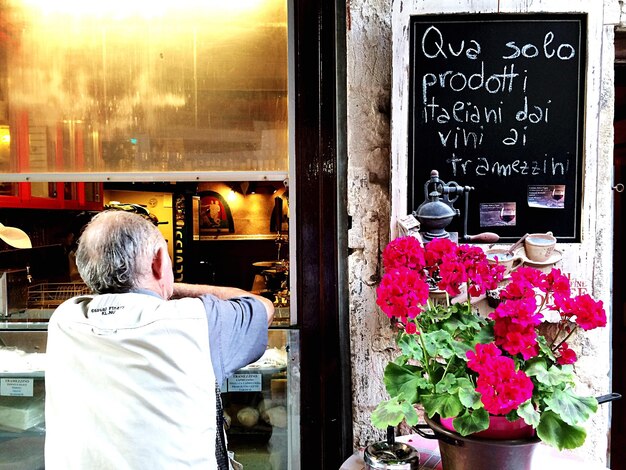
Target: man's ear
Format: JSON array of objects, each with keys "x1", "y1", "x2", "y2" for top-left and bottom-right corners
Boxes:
[{"x1": 152, "y1": 246, "x2": 168, "y2": 280}]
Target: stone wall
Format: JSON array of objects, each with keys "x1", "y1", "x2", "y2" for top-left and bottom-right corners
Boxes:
[
  {"x1": 346, "y1": 0, "x2": 620, "y2": 465},
  {"x1": 346, "y1": 0, "x2": 394, "y2": 447}
]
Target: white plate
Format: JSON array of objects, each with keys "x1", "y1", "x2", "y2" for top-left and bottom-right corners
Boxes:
[{"x1": 515, "y1": 248, "x2": 563, "y2": 267}]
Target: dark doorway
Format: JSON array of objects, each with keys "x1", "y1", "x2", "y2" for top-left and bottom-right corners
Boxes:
[
  {"x1": 611, "y1": 33, "x2": 626, "y2": 470},
  {"x1": 293, "y1": 0, "x2": 352, "y2": 468}
]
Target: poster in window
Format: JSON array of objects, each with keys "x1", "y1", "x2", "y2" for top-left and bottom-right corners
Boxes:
[{"x1": 198, "y1": 191, "x2": 234, "y2": 234}]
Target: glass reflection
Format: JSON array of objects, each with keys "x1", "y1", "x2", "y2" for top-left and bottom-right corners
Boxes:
[{"x1": 0, "y1": 0, "x2": 288, "y2": 173}]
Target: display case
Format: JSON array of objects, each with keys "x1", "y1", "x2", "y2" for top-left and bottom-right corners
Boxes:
[
  {"x1": 0, "y1": 373, "x2": 45, "y2": 470},
  {"x1": 222, "y1": 328, "x2": 299, "y2": 469},
  {"x1": 0, "y1": 330, "x2": 46, "y2": 470},
  {"x1": 0, "y1": 324, "x2": 299, "y2": 470}
]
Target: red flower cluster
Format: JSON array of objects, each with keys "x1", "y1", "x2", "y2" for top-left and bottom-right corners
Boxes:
[
  {"x1": 438, "y1": 244, "x2": 502, "y2": 297},
  {"x1": 374, "y1": 234, "x2": 609, "y2": 442},
  {"x1": 556, "y1": 342, "x2": 577, "y2": 365},
  {"x1": 467, "y1": 343, "x2": 534, "y2": 415},
  {"x1": 422, "y1": 238, "x2": 456, "y2": 273},
  {"x1": 382, "y1": 236, "x2": 427, "y2": 271},
  {"x1": 490, "y1": 267, "x2": 606, "y2": 364},
  {"x1": 490, "y1": 296, "x2": 542, "y2": 360},
  {"x1": 376, "y1": 268, "x2": 430, "y2": 319},
  {"x1": 555, "y1": 294, "x2": 606, "y2": 331},
  {"x1": 375, "y1": 236, "x2": 504, "y2": 320}
]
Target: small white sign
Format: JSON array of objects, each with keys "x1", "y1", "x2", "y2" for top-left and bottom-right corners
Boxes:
[
  {"x1": 1, "y1": 378, "x2": 34, "y2": 397},
  {"x1": 227, "y1": 373, "x2": 262, "y2": 392},
  {"x1": 397, "y1": 214, "x2": 423, "y2": 242}
]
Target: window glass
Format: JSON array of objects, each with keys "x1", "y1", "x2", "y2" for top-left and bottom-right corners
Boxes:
[{"x1": 0, "y1": 1, "x2": 288, "y2": 174}]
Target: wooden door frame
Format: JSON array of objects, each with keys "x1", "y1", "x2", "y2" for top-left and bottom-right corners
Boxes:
[
  {"x1": 293, "y1": 0, "x2": 353, "y2": 467},
  {"x1": 611, "y1": 32, "x2": 626, "y2": 469}
]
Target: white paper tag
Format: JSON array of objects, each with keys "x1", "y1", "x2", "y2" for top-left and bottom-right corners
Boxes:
[
  {"x1": 227, "y1": 373, "x2": 262, "y2": 392},
  {"x1": 1, "y1": 378, "x2": 34, "y2": 397},
  {"x1": 397, "y1": 214, "x2": 423, "y2": 242}
]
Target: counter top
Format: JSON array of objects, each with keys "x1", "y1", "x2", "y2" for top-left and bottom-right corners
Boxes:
[
  {"x1": 197, "y1": 234, "x2": 289, "y2": 241},
  {"x1": 340, "y1": 434, "x2": 609, "y2": 470},
  {"x1": 0, "y1": 317, "x2": 50, "y2": 330}
]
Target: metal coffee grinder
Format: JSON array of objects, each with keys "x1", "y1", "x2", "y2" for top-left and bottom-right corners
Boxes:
[{"x1": 413, "y1": 169, "x2": 499, "y2": 243}]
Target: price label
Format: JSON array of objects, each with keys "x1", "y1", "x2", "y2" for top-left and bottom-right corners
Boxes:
[
  {"x1": 1, "y1": 378, "x2": 34, "y2": 397},
  {"x1": 227, "y1": 373, "x2": 262, "y2": 392}
]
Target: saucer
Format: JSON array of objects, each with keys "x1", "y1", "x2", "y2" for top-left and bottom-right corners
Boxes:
[{"x1": 515, "y1": 248, "x2": 563, "y2": 267}]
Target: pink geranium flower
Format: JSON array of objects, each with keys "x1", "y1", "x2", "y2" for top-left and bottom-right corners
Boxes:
[
  {"x1": 373, "y1": 236, "x2": 608, "y2": 450},
  {"x1": 542, "y1": 269, "x2": 571, "y2": 298},
  {"x1": 467, "y1": 342, "x2": 502, "y2": 374},
  {"x1": 555, "y1": 294, "x2": 606, "y2": 331},
  {"x1": 490, "y1": 297, "x2": 543, "y2": 359},
  {"x1": 382, "y1": 236, "x2": 426, "y2": 271},
  {"x1": 475, "y1": 354, "x2": 534, "y2": 415},
  {"x1": 423, "y1": 237, "x2": 458, "y2": 273},
  {"x1": 468, "y1": 342, "x2": 534, "y2": 415},
  {"x1": 557, "y1": 342, "x2": 577, "y2": 365},
  {"x1": 376, "y1": 267, "x2": 429, "y2": 319}
]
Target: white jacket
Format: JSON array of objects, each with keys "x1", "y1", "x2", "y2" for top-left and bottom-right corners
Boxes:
[{"x1": 45, "y1": 293, "x2": 217, "y2": 469}]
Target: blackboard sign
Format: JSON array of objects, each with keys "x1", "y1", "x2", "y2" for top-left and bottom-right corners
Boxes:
[{"x1": 407, "y1": 14, "x2": 586, "y2": 242}]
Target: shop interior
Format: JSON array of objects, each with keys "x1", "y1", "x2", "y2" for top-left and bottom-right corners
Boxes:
[
  {"x1": 0, "y1": 179, "x2": 293, "y2": 469},
  {"x1": 0, "y1": 180, "x2": 290, "y2": 302}
]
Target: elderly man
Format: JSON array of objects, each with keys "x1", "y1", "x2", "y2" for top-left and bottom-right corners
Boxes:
[{"x1": 45, "y1": 210, "x2": 274, "y2": 469}]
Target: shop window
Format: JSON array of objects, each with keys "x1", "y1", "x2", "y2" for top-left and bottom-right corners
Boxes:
[{"x1": 0, "y1": 1, "x2": 288, "y2": 174}]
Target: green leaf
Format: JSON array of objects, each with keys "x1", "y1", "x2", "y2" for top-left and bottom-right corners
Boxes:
[
  {"x1": 544, "y1": 389, "x2": 598, "y2": 426},
  {"x1": 525, "y1": 361, "x2": 574, "y2": 387},
  {"x1": 472, "y1": 325, "x2": 495, "y2": 345},
  {"x1": 456, "y1": 378, "x2": 482, "y2": 409},
  {"x1": 371, "y1": 396, "x2": 420, "y2": 429},
  {"x1": 523, "y1": 359, "x2": 549, "y2": 382},
  {"x1": 452, "y1": 408, "x2": 490, "y2": 436},
  {"x1": 442, "y1": 304, "x2": 487, "y2": 335},
  {"x1": 434, "y1": 373, "x2": 458, "y2": 394},
  {"x1": 383, "y1": 362, "x2": 429, "y2": 403},
  {"x1": 421, "y1": 393, "x2": 464, "y2": 419},
  {"x1": 536, "y1": 335, "x2": 556, "y2": 361},
  {"x1": 422, "y1": 330, "x2": 455, "y2": 359},
  {"x1": 505, "y1": 409, "x2": 521, "y2": 422},
  {"x1": 517, "y1": 400, "x2": 540, "y2": 427},
  {"x1": 536, "y1": 410, "x2": 587, "y2": 450},
  {"x1": 429, "y1": 302, "x2": 456, "y2": 322},
  {"x1": 397, "y1": 334, "x2": 424, "y2": 362},
  {"x1": 543, "y1": 365, "x2": 576, "y2": 387},
  {"x1": 392, "y1": 355, "x2": 409, "y2": 366},
  {"x1": 441, "y1": 314, "x2": 477, "y2": 334},
  {"x1": 449, "y1": 339, "x2": 473, "y2": 360}
]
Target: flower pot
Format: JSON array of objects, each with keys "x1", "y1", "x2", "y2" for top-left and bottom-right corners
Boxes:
[
  {"x1": 439, "y1": 415, "x2": 535, "y2": 440},
  {"x1": 416, "y1": 416, "x2": 540, "y2": 470}
]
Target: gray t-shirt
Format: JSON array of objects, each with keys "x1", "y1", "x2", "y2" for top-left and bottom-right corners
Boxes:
[{"x1": 200, "y1": 294, "x2": 269, "y2": 385}]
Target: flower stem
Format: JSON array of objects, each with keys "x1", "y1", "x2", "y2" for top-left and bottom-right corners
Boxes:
[
  {"x1": 552, "y1": 323, "x2": 579, "y2": 352},
  {"x1": 548, "y1": 320, "x2": 564, "y2": 348},
  {"x1": 414, "y1": 321, "x2": 433, "y2": 381}
]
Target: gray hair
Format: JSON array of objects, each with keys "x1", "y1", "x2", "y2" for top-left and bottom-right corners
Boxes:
[{"x1": 75, "y1": 210, "x2": 165, "y2": 294}]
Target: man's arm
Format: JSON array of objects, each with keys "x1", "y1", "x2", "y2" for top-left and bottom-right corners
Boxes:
[{"x1": 172, "y1": 282, "x2": 275, "y2": 326}]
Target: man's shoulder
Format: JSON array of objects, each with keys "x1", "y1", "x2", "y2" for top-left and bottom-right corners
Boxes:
[
  {"x1": 199, "y1": 293, "x2": 264, "y2": 312},
  {"x1": 161, "y1": 296, "x2": 207, "y2": 317}
]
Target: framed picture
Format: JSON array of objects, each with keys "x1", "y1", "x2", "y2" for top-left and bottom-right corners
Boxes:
[{"x1": 198, "y1": 191, "x2": 234, "y2": 234}]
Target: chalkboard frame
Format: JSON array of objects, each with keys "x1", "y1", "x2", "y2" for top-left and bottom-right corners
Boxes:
[{"x1": 407, "y1": 13, "x2": 587, "y2": 242}]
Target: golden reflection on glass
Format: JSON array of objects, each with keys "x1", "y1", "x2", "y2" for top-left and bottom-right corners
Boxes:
[{"x1": 0, "y1": 0, "x2": 288, "y2": 173}]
